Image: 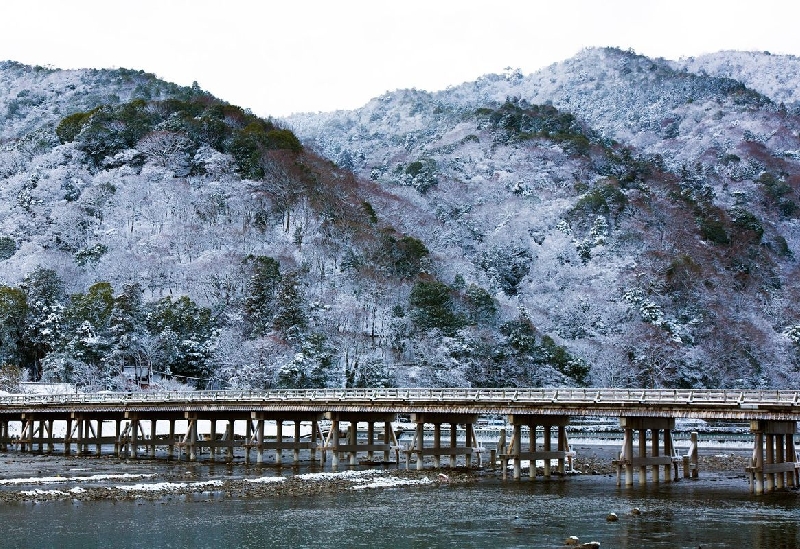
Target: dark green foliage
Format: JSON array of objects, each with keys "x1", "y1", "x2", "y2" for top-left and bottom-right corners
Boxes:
[
  {"x1": 55, "y1": 96, "x2": 302, "y2": 174},
  {"x1": 699, "y1": 216, "x2": 729, "y2": 244},
  {"x1": 74, "y1": 243, "x2": 108, "y2": 266},
  {"x1": 409, "y1": 280, "x2": 465, "y2": 336},
  {"x1": 497, "y1": 315, "x2": 589, "y2": 385},
  {"x1": 243, "y1": 255, "x2": 282, "y2": 337},
  {"x1": 263, "y1": 128, "x2": 302, "y2": 152},
  {"x1": 479, "y1": 245, "x2": 531, "y2": 296},
  {"x1": 477, "y1": 97, "x2": 594, "y2": 153},
  {"x1": 0, "y1": 286, "x2": 28, "y2": 367},
  {"x1": 55, "y1": 110, "x2": 95, "y2": 143},
  {"x1": 145, "y1": 295, "x2": 215, "y2": 379},
  {"x1": 728, "y1": 207, "x2": 763, "y2": 241},
  {"x1": 61, "y1": 282, "x2": 115, "y2": 369},
  {"x1": 272, "y1": 270, "x2": 307, "y2": 341},
  {"x1": 758, "y1": 172, "x2": 797, "y2": 217},
  {"x1": 0, "y1": 237, "x2": 17, "y2": 260},
  {"x1": 377, "y1": 231, "x2": 430, "y2": 278},
  {"x1": 463, "y1": 285, "x2": 497, "y2": 325},
  {"x1": 21, "y1": 267, "x2": 65, "y2": 307},
  {"x1": 600, "y1": 148, "x2": 655, "y2": 186},
  {"x1": 66, "y1": 282, "x2": 114, "y2": 328},
  {"x1": 500, "y1": 316, "x2": 537, "y2": 354},
  {"x1": 229, "y1": 122, "x2": 302, "y2": 179},
  {"x1": 572, "y1": 179, "x2": 627, "y2": 219},
  {"x1": 19, "y1": 268, "x2": 66, "y2": 377},
  {"x1": 398, "y1": 157, "x2": 438, "y2": 193},
  {"x1": 278, "y1": 333, "x2": 333, "y2": 388},
  {"x1": 772, "y1": 235, "x2": 792, "y2": 258},
  {"x1": 540, "y1": 335, "x2": 589, "y2": 384},
  {"x1": 361, "y1": 201, "x2": 378, "y2": 224}
]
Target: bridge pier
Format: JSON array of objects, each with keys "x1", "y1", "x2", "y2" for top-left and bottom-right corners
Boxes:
[
  {"x1": 249, "y1": 412, "x2": 324, "y2": 465},
  {"x1": 747, "y1": 420, "x2": 799, "y2": 494},
  {"x1": 501, "y1": 415, "x2": 572, "y2": 480},
  {"x1": 405, "y1": 413, "x2": 480, "y2": 470},
  {"x1": 615, "y1": 417, "x2": 677, "y2": 486},
  {"x1": 323, "y1": 412, "x2": 397, "y2": 470}
]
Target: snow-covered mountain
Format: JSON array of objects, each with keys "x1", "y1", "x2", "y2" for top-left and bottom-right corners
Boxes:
[
  {"x1": 2, "y1": 47, "x2": 800, "y2": 392},
  {"x1": 287, "y1": 47, "x2": 800, "y2": 389}
]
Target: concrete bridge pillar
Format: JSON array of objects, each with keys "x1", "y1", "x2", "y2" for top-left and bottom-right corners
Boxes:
[
  {"x1": 168, "y1": 419, "x2": 176, "y2": 460},
  {"x1": 503, "y1": 415, "x2": 571, "y2": 481},
  {"x1": 294, "y1": 420, "x2": 302, "y2": 464},
  {"x1": 449, "y1": 422, "x2": 457, "y2": 468},
  {"x1": 114, "y1": 419, "x2": 122, "y2": 457},
  {"x1": 256, "y1": 418, "x2": 265, "y2": 464},
  {"x1": 0, "y1": 420, "x2": 8, "y2": 451},
  {"x1": 331, "y1": 418, "x2": 340, "y2": 469},
  {"x1": 405, "y1": 413, "x2": 478, "y2": 470},
  {"x1": 615, "y1": 417, "x2": 676, "y2": 487},
  {"x1": 748, "y1": 420, "x2": 798, "y2": 494}
]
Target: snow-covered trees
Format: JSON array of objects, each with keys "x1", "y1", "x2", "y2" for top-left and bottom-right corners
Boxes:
[
  {"x1": 0, "y1": 271, "x2": 218, "y2": 389},
  {"x1": 4, "y1": 51, "x2": 800, "y2": 392}
]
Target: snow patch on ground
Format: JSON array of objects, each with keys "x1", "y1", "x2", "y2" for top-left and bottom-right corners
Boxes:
[
  {"x1": 0, "y1": 473, "x2": 155, "y2": 485},
  {"x1": 244, "y1": 476, "x2": 286, "y2": 484},
  {"x1": 295, "y1": 470, "x2": 383, "y2": 481},
  {"x1": 350, "y1": 476, "x2": 432, "y2": 490},
  {"x1": 114, "y1": 480, "x2": 223, "y2": 492},
  {"x1": 20, "y1": 489, "x2": 68, "y2": 496}
]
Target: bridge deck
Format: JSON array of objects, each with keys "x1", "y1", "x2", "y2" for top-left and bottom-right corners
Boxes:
[{"x1": 1, "y1": 388, "x2": 798, "y2": 420}]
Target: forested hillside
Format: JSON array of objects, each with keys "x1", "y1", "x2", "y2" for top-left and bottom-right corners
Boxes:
[
  {"x1": 288, "y1": 48, "x2": 800, "y2": 390},
  {"x1": 2, "y1": 47, "x2": 800, "y2": 392}
]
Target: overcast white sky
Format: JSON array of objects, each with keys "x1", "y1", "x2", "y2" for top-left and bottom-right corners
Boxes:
[{"x1": 3, "y1": 1, "x2": 800, "y2": 117}]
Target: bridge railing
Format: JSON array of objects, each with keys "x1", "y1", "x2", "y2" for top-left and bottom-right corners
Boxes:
[{"x1": 0, "y1": 388, "x2": 798, "y2": 408}]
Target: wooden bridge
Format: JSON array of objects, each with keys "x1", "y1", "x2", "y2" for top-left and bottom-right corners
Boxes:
[{"x1": 1, "y1": 388, "x2": 798, "y2": 494}]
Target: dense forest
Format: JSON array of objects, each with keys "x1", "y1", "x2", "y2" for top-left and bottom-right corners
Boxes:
[{"x1": 2, "y1": 48, "x2": 800, "y2": 391}]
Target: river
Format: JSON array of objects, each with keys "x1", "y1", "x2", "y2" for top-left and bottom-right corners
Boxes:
[{"x1": 1, "y1": 469, "x2": 797, "y2": 548}]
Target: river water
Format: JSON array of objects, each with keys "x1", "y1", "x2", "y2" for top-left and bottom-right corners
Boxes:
[{"x1": 1, "y1": 471, "x2": 797, "y2": 549}]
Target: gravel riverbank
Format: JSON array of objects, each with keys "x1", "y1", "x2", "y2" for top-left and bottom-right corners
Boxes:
[{"x1": 0, "y1": 442, "x2": 764, "y2": 504}]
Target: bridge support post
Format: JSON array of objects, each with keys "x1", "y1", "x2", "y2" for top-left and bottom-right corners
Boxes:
[
  {"x1": 313, "y1": 419, "x2": 321, "y2": 463},
  {"x1": 349, "y1": 421, "x2": 357, "y2": 466},
  {"x1": 149, "y1": 420, "x2": 156, "y2": 458},
  {"x1": 130, "y1": 415, "x2": 139, "y2": 458},
  {"x1": 407, "y1": 414, "x2": 478, "y2": 470},
  {"x1": 184, "y1": 413, "x2": 198, "y2": 462},
  {"x1": 0, "y1": 420, "x2": 8, "y2": 451},
  {"x1": 615, "y1": 417, "x2": 676, "y2": 487},
  {"x1": 294, "y1": 421, "x2": 302, "y2": 464},
  {"x1": 367, "y1": 422, "x2": 375, "y2": 462},
  {"x1": 503, "y1": 415, "x2": 570, "y2": 481},
  {"x1": 256, "y1": 418, "x2": 265, "y2": 464},
  {"x1": 168, "y1": 419, "x2": 176, "y2": 460},
  {"x1": 36, "y1": 418, "x2": 44, "y2": 453},
  {"x1": 449, "y1": 422, "x2": 457, "y2": 468},
  {"x1": 225, "y1": 420, "x2": 234, "y2": 463},
  {"x1": 331, "y1": 418, "x2": 339, "y2": 470},
  {"x1": 209, "y1": 420, "x2": 217, "y2": 461},
  {"x1": 433, "y1": 424, "x2": 441, "y2": 468},
  {"x1": 512, "y1": 423, "x2": 522, "y2": 480},
  {"x1": 384, "y1": 422, "x2": 392, "y2": 463},
  {"x1": 114, "y1": 419, "x2": 121, "y2": 457},
  {"x1": 275, "y1": 419, "x2": 283, "y2": 465},
  {"x1": 748, "y1": 420, "x2": 798, "y2": 494},
  {"x1": 415, "y1": 422, "x2": 424, "y2": 470}
]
